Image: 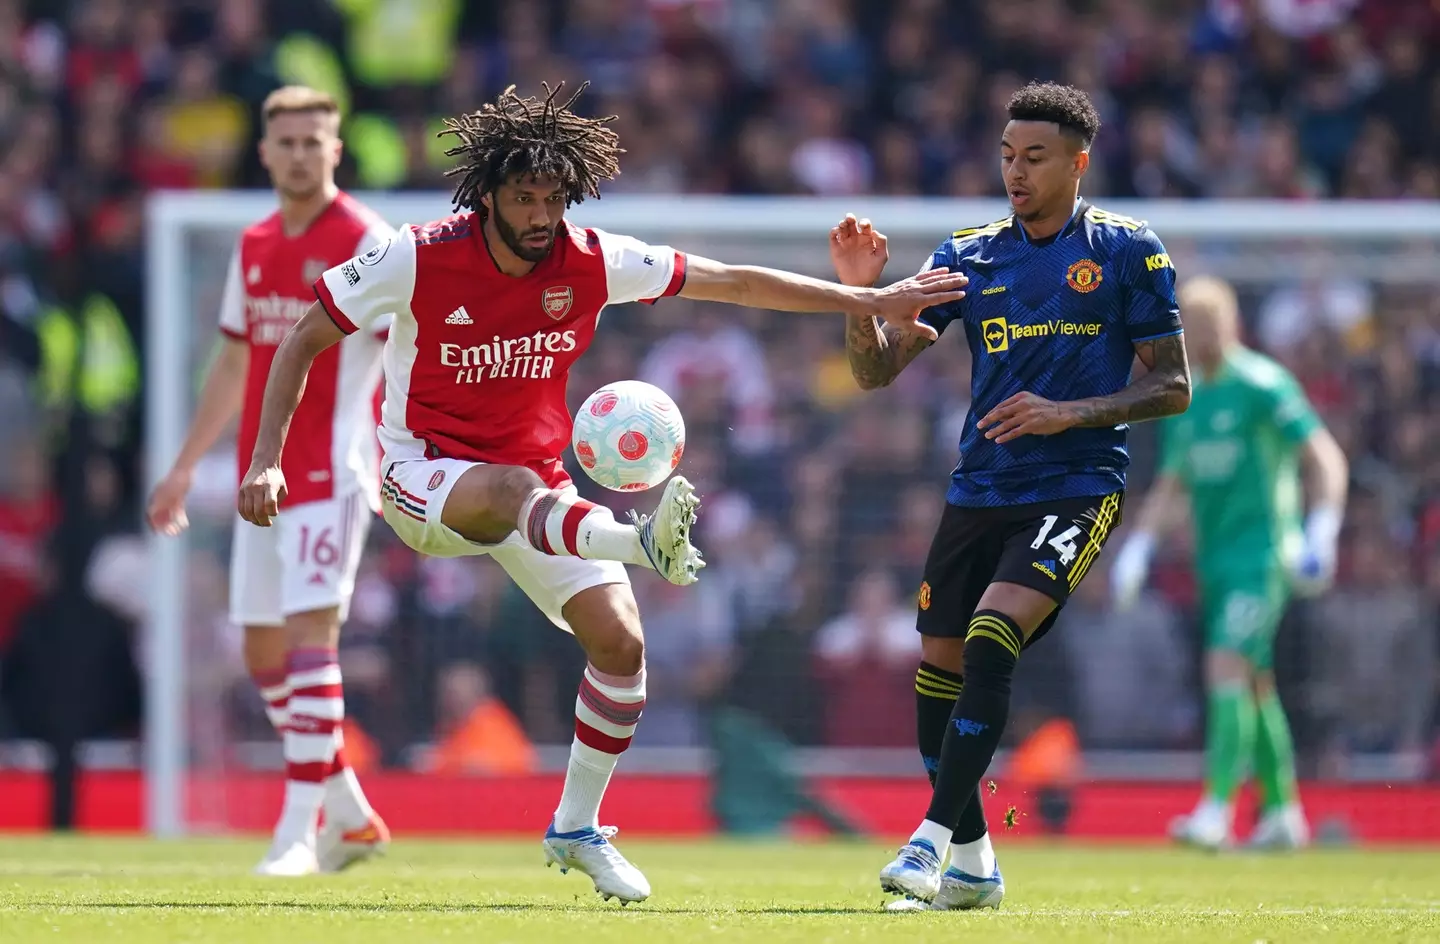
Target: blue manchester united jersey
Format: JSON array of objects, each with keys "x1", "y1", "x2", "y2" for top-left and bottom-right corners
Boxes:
[{"x1": 920, "y1": 200, "x2": 1182, "y2": 508}]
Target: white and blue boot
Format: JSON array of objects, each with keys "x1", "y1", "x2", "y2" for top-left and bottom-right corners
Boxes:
[
  {"x1": 630, "y1": 475, "x2": 703, "y2": 586},
  {"x1": 543, "y1": 821, "x2": 651, "y2": 904},
  {"x1": 931, "y1": 863, "x2": 1005, "y2": 910},
  {"x1": 879, "y1": 839, "x2": 944, "y2": 902}
]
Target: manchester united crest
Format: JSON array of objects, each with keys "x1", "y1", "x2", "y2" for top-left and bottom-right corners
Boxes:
[
  {"x1": 542, "y1": 285, "x2": 574, "y2": 320},
  {"x1": 918, "y1": 581, "x2": 932, "y2": 611},
  {"x1": 303, "y1": 259, "x2": 328, "y2": 285},
  {"x1": 1066, "y1": 259, "x2": 1103, "y2": 293}
]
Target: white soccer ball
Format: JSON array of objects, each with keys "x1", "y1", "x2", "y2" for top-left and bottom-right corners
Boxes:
[{"x1": 572, "y1": 380, "x2": 686, "y2": 492}]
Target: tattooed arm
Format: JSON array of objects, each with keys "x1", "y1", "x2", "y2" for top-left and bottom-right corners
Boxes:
[
  {"x1": 845, "y1": 316, "x2": 934, "y2": 390},
  {"x1": 1067, "y1": 332, "x2": 1192, "y2": 427},
  {"x1": 977, "y1": 333, "x2": 1192, "y2": 443}
]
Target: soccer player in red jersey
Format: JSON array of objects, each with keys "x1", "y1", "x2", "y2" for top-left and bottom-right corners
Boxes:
[
  {"x1": 148, "y1": 87, "x2": 391, "y2": 876},
  {"x1": 236, "y1": 83, "x2": 965, "y2": 903}
]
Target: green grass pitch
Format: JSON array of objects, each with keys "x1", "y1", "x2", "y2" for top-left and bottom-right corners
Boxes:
[{"x1": 1, "y1": 836, "x2": 1438, "y2": 942}]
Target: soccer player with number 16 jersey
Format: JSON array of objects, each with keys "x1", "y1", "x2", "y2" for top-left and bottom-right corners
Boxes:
[
  {"x1": 833, "y1": 83, "x2": 1193, "y2": 909},
  {"x1": 148, "y1": 87, "x2": 391, "y2": 876},
  {"x1": 236, "y1": 82, "x2": 965, "y2": 904}
]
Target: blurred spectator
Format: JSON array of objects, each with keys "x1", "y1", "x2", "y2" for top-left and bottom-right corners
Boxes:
[
  {"x1": 813, "y1": 568, "x2": 920, "y2": 747},
  {"x1": 1309, "y1": 528, "x2": 1436, "y2": 768},
  {"x1": 429, "y1": 661, "x2": 536, "y2": 775}
]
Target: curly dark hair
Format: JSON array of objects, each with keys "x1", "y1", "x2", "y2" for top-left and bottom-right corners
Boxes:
[
  {"x1": 437, "y1": 81, "x2": 623, "y2": 213},
  {"x1": 1007, "y1": 81, "x2": 1102, "y2": 148}
]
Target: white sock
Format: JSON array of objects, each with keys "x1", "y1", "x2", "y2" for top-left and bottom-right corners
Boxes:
[
  {"x1": 323, "y1": 764, "x2": 374, "y2": 830},
  {"x1": 909, "y1": 819, "x2": 952, "y2": 854},
  {"x1": 553, "y1": 665, "x2": 646, "y2": 833},
  {"x1": 1195, "y1": 796, "x2": 1233, "y2": 824},
  {"x1": 278, "y1": 649, "x2": 342, "y2": 845},
  {"x1": 950, "y1": 832, "x2": 996, "y2": 877},
  {"x1": 274, "y1": 781, "x2": 324, "y2": 847},
  {"x1": 519, "y1": 489, "x2": 645, "y2": 565}
]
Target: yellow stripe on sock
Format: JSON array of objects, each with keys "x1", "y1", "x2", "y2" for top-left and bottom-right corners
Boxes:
[
  {"x1": 969, "y1": 614, "x2": 1023, "y2": 653},
  {"x1": 916, "y1": 682, "x2": 960, "y2": 701},
  {"x1": 966, "y1": 615, "x2": 1022, "y2": 659},
  {"x1": 1069, "y1": 492, "x2": 1121, "y2": 590},
  {"x1": 916, "y1": 667, "x2": 963, "y2": 694}
]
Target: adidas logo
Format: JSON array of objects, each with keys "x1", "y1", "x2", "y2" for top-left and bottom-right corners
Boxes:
[
  {"x1": 445, "y1": 306, "x2": 473, "y2": 325},
  {"x1": 1032, "y1": 559, "x2": 1058, "y2": 580}
]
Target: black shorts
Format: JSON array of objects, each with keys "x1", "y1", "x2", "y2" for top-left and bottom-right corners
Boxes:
[{"x1": 915, "y1": 492, "x2": 1124, "y2": 648}]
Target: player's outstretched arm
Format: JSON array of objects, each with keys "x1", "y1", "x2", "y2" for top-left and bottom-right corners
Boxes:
[
  {"x1": 677, "y1": 254, "x2": 965, "y2": 341},
  {"x1": 148, "y1": 337, "x2": 249, "y2": 535},
  {"x1": 828, "y1": 214, "x2": 936, "y2": 390},
  {"x1": 237, "y1": 303, "x2": 345, "y2": 527}
]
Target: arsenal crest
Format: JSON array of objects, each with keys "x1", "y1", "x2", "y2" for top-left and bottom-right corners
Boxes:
[
  {"x1": 542, "y1": 285, "x2": 574, "y2": 320},
  {"x1": 303, "y1": 259, "x2": 328, "y2": 284}
]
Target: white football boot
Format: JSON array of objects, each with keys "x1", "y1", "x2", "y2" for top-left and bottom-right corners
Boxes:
[
  {"x1": 254, "y1": 838, "x2": 320, "y2": 876},
  {"x1": 317, "y1": 813, "x2": 391, "y2": 873},
  {"x1": 1170, "y1": 800, "x2": 1234, "y2": 851},
  {"x1": 1247, "y1": 805, "x2": 1310, "y2": 850},
  {"x1": 878, "y1": 839, "x2": 944, "y2": 902},
  {"x1": 630, "y1": 475, "x2": 703, "y2": 586},
  {"x1": 543, "y1": 822, "x2": 651, "y2": 904}
]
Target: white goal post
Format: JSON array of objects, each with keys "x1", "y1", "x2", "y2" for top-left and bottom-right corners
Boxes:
[{"x1": 144, "y1": 193, "x2": 1440, "y2": 835}]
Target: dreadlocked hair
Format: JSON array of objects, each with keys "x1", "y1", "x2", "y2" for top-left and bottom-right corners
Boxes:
[{"x1": 438, "y1": 81, "x2": 622, "y2": 213}]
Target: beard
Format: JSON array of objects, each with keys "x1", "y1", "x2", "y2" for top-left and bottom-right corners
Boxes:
[{"x1": 493, "y1": 211, "x2": 556, "y2": 262}]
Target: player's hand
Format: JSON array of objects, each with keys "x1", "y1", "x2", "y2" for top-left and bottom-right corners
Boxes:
[
  {"x1": 237, "y1": 463, "x2": 287, "y2": 527},
  {"x1": 864, "y1": 268, "x2": 966, "y2": 341},
  {"x1": 977, "y1": 391, "x2": 1078, "y2": 443},
  {"x1": 1109, "y1": 534, "x2": 1154, "y2": 611},
  {"x1": 147, "y1": 468, "x2": 193, "y2": 536},
  {"x1": 1290, "y1": 541, "x2": 1336, "y2": 598},
  {"x1": 829, "y1": 213, "x2": 889, "y2": 287}
]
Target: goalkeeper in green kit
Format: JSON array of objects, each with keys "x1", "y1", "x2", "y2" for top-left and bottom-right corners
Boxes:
[{"x1": 1110, "y1": 275, "x2": 1349, "y2": 850}]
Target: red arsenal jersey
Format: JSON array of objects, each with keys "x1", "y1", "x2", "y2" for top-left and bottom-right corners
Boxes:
[
  {"x1": 313, "y1": 214, "x2": 686, "y2": 488},
  {"x1": 219, "y1": 192, "x2": 394, "y2": 507}
]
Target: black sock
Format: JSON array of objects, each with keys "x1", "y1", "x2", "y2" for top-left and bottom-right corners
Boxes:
[
  {"x1": 924, "y1": 611, "x2": 1021, "y2": 830},
  {"x1": 917, "y1": 661, "x2": 989, "y2": 845}
]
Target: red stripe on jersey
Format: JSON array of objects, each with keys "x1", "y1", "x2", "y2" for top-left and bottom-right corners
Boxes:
[
  {"x1": 640, "y1": 251, "x2": 688, "y2": 305},
  {"x1": 220, "y1": 325, "x2": 247, "y2": 340},
  {"x1": 575, "y1": 718, "x2": 633, "y2": 755},
  {"x1": 314, "y1": 278, "x2": 357, "y2": 334},
  {"x1": 561, "y1": 499, "x2": 595, "y2": 556}
]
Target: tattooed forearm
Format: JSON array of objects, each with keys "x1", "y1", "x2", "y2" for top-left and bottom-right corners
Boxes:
[
  {"x1": 1067, "y1": 332, "x2": 1192, "y2": 427},
  {"x1": 845, "y1": 315, "x2": 933, "y2": 390}
]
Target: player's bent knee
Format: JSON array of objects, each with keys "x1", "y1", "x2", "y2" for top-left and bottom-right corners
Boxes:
[
  {"x1": 442, "y1": 464, "x2": 545, "y2": 544},
  {"x1": 242, "y1": 625, "x2": 287, "y2": 674},
  {"x1": 284, "y1": 606, "x2": 342, "y2": 650},
  {"x1": 975, "y1": 581, "x2": 1058, "y2": 639},
  {"x1": 564, "y1": 584, "x2": 645, "y2": 676},
  {"x1": 920, "y1": 635, "x2": 966, "y2": 676}
]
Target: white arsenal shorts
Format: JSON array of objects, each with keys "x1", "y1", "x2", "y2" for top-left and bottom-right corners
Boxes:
[
  {"x1": 379, "y1": 457, "x2": 629, "y2": 634},
  {"x1": 229, "y1": 491, "x2": 372, "y2": 626}
]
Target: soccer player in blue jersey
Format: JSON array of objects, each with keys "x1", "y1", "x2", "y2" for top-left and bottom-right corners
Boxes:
[{"x1": 831, "y1": 82, "x2": 1192, "y2": 909}]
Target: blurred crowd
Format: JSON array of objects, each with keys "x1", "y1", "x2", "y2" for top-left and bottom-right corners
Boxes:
[{"x1": 0, "y1": 0, "x2": 1438, "y2": 779}]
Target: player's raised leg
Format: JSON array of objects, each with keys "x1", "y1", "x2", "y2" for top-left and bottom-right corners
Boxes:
[
  {"x1": 539, "y1": 584, "x2": 652, "y2": 904},
  {"x1": 432, "y1": 463, "x2": 702, "y2": 585}
]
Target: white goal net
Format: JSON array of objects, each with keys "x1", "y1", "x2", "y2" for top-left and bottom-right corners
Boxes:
[{"x1": 145, "y1": 193, "x2": 1440, "y2": 835}]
